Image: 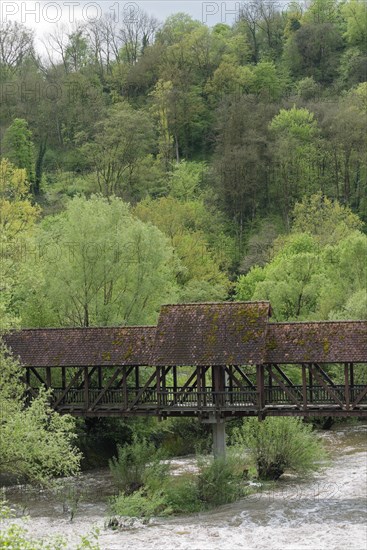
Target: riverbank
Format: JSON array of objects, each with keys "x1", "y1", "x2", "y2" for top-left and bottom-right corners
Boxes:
[{"x1": 2, "y1": 424, "x2": 366, "y2": 550}]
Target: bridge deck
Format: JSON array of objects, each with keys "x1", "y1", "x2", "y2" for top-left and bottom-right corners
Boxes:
[{"x1": 31, "y1": 381, "x2": 367, "y2": 418}]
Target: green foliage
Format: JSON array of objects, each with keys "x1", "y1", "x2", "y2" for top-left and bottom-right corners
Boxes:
[
  {"x1": 0, "y1": 344, "x2": 81, "y2": 484},
  {"x1": 342, "y1": 0, "x2": 367, "y2": 51},
  {"x1": 111, "y1": 489, "x2": 170, "y2": 518},
  {"x1": 80, "y1": 103, "x2": 154, "y2": 200},
  {"x1": 168, "y1": 160, "x2": 206, "y2": 201},
  {"x1": 292, "y1": 193, "x2": 363, "y2": 244},
  {"x1": 163, "y1": 474, "x2": 201, "y2": 514},
  {"x1": 134, "y1": 196, "x2": 232, "y2": 301},
  {"x1": 232, "y1": 417, "x2": 326, "y2": 480},
  {"x1": 2, "y1": 119, "x2": 35, "y2": 186},
  {"x1": 22, "y1": 195, "x2": 178, "y2": 327},
  {"x1": 236, "y1": 196, "x2": 367, "y2": 321},
  {"x1": 110, "y1": 448, "x2": 249, "y2": 518},
  {"x1": 109, "y1": 436, "x2": 168, "y2": 495},
  {"x1": 0, "y1": 501, "x2": 100, "y2": 549},
  {"x1": 196, "y1": 455, "x2": 245, "y2": 507}
]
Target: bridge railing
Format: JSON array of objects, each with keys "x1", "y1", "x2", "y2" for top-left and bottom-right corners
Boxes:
[{"x1": 48, "y1": 384, "x2": 367, "y2": 410}]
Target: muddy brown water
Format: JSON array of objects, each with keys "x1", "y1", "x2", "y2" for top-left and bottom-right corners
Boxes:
[{"x1": 2, "y1": 424, "x2": 367, "y2": 550}]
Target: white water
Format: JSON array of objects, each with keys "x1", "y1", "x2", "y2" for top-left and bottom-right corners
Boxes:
[{"x1": 2, "y1": 425, "x2": 367, "y2": 550}]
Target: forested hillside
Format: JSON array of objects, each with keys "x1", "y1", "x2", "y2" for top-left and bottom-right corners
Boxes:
[{"x1": 1, "y1": 0, "x2": 366, "y2": 328}]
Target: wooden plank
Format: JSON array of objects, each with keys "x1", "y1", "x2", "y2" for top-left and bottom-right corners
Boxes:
[
  {"x1": 54, "y1": 367, "x2": 84, "y2": 408},
  {"x1": 78, "y1": 366, "x2": 97, "y2": 390},
  {"x1": 225, "y1": 366, "x2": 257, "y2": 405},
  {"x1": 156, "y1": 366, "x2": 161, "y2": 407},
  {"x1": 352, "y1": 385, "x2": 367, "y2": 408},
  {"x1": 302, "y1": 364, "x2": 308, "y2": 411},
  {"x1": 116, "y1": 366, "x2": 135, "y2": 388},
  {"x1": 350, "y1": 363, "x2": 354, "y2": 388},
  {"x1": 30, "y1": 367, "x2": 45, "y2": 385},
  {"x1": 314, "y1": 363, "x2": 338, "y2": 387},
  {"x1": 309, "y1": 368, "x2": 313, "y2": 403},
  {"x1": 89, "y1": 367, "x2": 123, "y2": 410},
  {"x1": 344, "y1": 363, "x2": 350, "y2": 411},
  {"x1": 170, "y1": 369, "x2": 198, "y2": 405},
  {"x1": 173, "y1": 366, "x2": 177, "y2": 393},
  {"x1": 309, "y1": 365, "x2": 344, "y2": 408},
  {"x1": 197, "y1": 366, "x2": 202, "y2": 408},
  {"x1": 129, "y1": 369, "x2": 160, "y2": 409},
  {"x1": 46, "y1": 367, "x2": 51, "y2": 388},
  {"x1": 267, "y1": 367, "x2": 301, "y2": 408},
  {"x1": 84, "y1": 367, "x2": 89, "y2": 410},
  {"x1": 257, "y1": 365, "x2": 265, "y2": 410},
  {"x1": 272, "y1": 364, "x2": 303, "y2": 398},
  {"x1": 233, "y1": 365, "x2": 256, "y2": 390},
  {"x1": 122, "y1": 367, "x2": 128, "y2": 409}
]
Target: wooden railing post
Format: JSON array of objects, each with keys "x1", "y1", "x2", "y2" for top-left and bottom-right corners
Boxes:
[
  {"x1": 344, "y1": 363, "x2": 350, "y2": 410},
  {"x1": 84, "y1": 366, "x2": 89, "y2": 411},
  {"x1": 302, "y1": 364, "x2": 308, "y2": 412},
  {"x1": 257, "y1": 364, "x2": 265, "y2": 412}
]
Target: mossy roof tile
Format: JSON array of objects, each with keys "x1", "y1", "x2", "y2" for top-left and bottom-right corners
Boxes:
[
  {"x1": 4, "y1": 326, "x2": 156, "y2": 367},
  {"x1": 265, "y1": 322, "x2": 367, "y2": 363}
]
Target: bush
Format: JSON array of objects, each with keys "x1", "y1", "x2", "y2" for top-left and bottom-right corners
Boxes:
[
  {"x1": 232, "y1": 417, "x2": 326, "y2": 480},
  {"x1": 163, "y1": 474, "x2": 201, "y2": 514},
  {"x1": 197, "y1": 455, "x2": 245, "y2": 507},
  {"x1": 109, "y1": 436, "x2": 167, "y2": 494},
  {"x1": 111, "y1": 489, "x2": 171, "y2": 518},
  {"x1": 0, "y1": 501, "x2": 100, "y2": 549},
  {"x1": 109, "y1": 444, "x2": 250, "y2": 519}
]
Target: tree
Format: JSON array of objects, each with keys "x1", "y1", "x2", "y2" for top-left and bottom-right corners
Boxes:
[
  {"x1": 0, "y1": 21, "x2": 34, "y2": 71},
  {"x1": 0, "y1": 343, "x2": 81, "y2": 484},
  {"x1": 81, "y1": 103, "x2": 154, "y2": 199},
  {"x1": 0, "y1": 160, "x2": 41, "y2": 330},
  {"x1": 284, "y1": 21, "x2": 344, "y2": 84},
  {"x1": 291, "y1": 193, "x2": 363, "y2": 244},
  {"x1": 168, "y1": 160, "x2": 205, "y2": 201},
  {"x1": 134, "y1": 196, "x2": 232, "y2": 301},
  {"x1": 2, "y1": 119, "x2": 35, "y2": 188},
  {"x1": 212, "y1": 96, "x2": 275, "y2": 234},
  {"x1": 342, "y1": 0, "x2": 367, "y2": 52},
  {"x1": 22, "y1": 195, "x2": 178, "y2": 328},
  {"x1": 65, "y1": 28, "x2": 91, "y2": 72},
  {"x1": 236, "y1": 198, "x2": 366, "y2": 321},
  {"x1": 269, "y1": 107, "x2": 322, "y2": 227},
  {"x1": 232, "y1": 417, "x2": 326, "y2": 480}
]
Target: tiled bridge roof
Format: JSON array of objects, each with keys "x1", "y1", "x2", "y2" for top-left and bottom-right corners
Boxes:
[
  {"x1": 4, "y1": 302, "x2": 367, "y2": 366},
  {"x1": 4, "y1": 326, "x2": 156, "y2": 367}
]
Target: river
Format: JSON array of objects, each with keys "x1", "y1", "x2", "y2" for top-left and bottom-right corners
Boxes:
[{"x1": 2, "y1": 424, "x2": 367, "y2": 550}]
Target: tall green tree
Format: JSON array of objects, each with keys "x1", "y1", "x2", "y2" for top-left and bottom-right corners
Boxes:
[
  {"x1": 22, "y1": 195, "x2": 178, "y2": 327},
  {"x1": 2, "y1": 119, "x2": 35, "y2": 188},
  {"x1": 81, "y1": 103, "x2": 154, "y2": 200}
]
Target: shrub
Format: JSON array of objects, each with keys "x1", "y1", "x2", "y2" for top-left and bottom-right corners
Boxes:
[
  {"x1": 197, "y1": 455, "x2": 245, "y2": 507},
  {"x1": 163, "y1": 474, "x2": 201, "y2": 514},
  {"x1": 109, "y1": 436, "x2": 167, "y2": 494},
  {"x1": 0, "y1": 501, "x2": 100, "y2": 549},
  {"x1": 232, "y1": 417, "x2": 326, "y2": 480},
  {"x1": 111, "y1": 489, "x2": 171, "y2": 518}
]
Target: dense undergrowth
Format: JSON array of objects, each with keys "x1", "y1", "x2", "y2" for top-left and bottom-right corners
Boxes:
[{"x1": 108, "y1": 417, "x2": 326, "y2": 518}]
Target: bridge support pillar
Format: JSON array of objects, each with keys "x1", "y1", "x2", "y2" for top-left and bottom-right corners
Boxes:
[
  {"x1": 212, "y1": 419, "x2": 226, "y2": 458},
  {"x1": 202, "y1": 415, "x2": 226, "y2": 457}
]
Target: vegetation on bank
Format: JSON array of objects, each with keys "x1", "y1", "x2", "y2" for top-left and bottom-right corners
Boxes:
[
  {"x1": 109, "y1": 419, "x2": 326, "y2": 518},
  {"x1": 0, "y1": 502, "x2": 100, "y2": 549}
]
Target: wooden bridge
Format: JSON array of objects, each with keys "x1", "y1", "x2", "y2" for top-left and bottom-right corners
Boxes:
[{"x1": 5, "y1": 302, "x2": 367, "y2": 455}]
